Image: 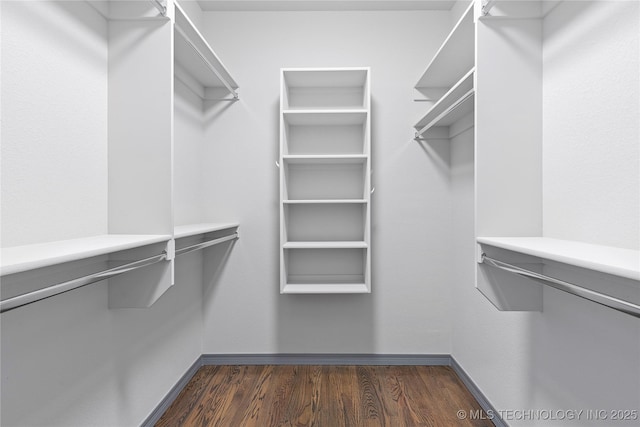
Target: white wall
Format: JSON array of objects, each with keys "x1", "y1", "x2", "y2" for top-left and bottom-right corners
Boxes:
[
  {"x1": 0, "y1": 257, "x2": 204, "y2": 426},
  {"x1": 452, "y1": 1, "x2": 640, "y2": 426},
  {"x1": 0, "y1": 2, "x2": 204, "y2": 425},
  {"x1": 543, "y1": 0, "x2": 640, "y2": 250},
  {"x1": 1, "y1": 0, "x2": 108, "y2": 247},
  {"x1": 174, "y1": 78, "x2": 207, "y2": 226},
  {"x1": 199, "y1": 10, "x2": 454, "y2": 354}
]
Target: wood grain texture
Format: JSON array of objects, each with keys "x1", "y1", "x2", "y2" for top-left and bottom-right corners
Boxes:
[{"x1": 156, "y1": 365, "x2": 494, "y2": 427}]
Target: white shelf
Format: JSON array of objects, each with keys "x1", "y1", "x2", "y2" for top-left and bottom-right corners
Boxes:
[
  {"x1": 283, "y1": 199, "x2": 367, "y2": 204},
  {"x1": 282, "y1": 110, "x2": 368, "y2": 125},
  {"x1": 415, "y1": 68, "x2": 475, "y2": 132},
  {"x1": 174, "y1": 2, "x2": 238, "y2": 93},
  {"x1": 283, "y1": 241, "x2": 368, "y2": 249},
  {"x1": 415, "y1": 2, "x2": 475, "y2": 89},
  {"x1": 477, "y1": 237, "x2": 640, "y2": 281},
  {"x1": 174, "y1": 222, "x2": 239, "y2": 239},
  {"x1": 282, "y1": 283, "x2": 370, "y2": 294},
  {"x1": 282, "y1": 68, "x2": 369, "y2": 110},
  {"x1": 282, "y1": 68, "x2": 369, "y2": 87},
  {"x1": 283, "y1": 154, "x2": 368, "y2": 164},
  {"x1": 1, "y1": 234, "x2": 172, "y2": 277}
]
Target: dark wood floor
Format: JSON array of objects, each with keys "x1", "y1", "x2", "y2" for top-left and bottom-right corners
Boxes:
[{"x1": 156, "y1": 365, "x2": 494, "y2": 427}]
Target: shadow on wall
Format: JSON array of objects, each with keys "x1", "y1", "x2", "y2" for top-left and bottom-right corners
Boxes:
[
  {"x1": 275, "y1": 293, "x2": 376, "y2": 354},
  {"x1": 202, "y1": 239, "x2": 238, "y2": 310}
]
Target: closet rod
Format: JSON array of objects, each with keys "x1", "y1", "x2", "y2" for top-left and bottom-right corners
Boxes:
[
  {"x1": 414, "y1": 90, "x2": 474, "y2": 140},
  {"x1": 482, "y1": 0, "x2": 498, "y2": 15},
  {"x1": 0, "y1": 252, "x2": 167, "y2": 314},
  {"x1": 174, "y1": 26, "x2": 239, "y2": 100},
  {"x1": 481, "y1": 254, "x2": 640, "y2": 318},
  {"x1": 150, "y1": 0, "x2": 167, "y2": 16},
  {"x1": 175, "y1": 233, "x2": 239, "y2": 257}
]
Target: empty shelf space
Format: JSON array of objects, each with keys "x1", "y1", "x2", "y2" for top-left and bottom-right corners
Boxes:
[
  {"x1": 283, "y1": 241, "x2": 368, "y2": 249},
  {"x1": 477, "y1": 237, "x2": 640, "y2": 281},
  {"x1": 284, "y1": 203, "x2": 366, "y2": 242},
  {"x1": 283, "y1": 68, "x2": 369, "y2": 87},
  {"x1": 174, "y1": 2, "x2": 238, "y2": 95},
  {"x1": 283, "y1": 162, "x2": 366, "y2": 200},
  {"x1": 282, "y1": 110, "x2": 368, "y2": 126},
  {"x1": 174, "y1": 222, "x2": 239, "y2": 239},
  {"x1": 415, "y1": 2, "x2": 474, "y2": 89},
  {"x1": 282, "y1": 283, "x2": 370, "y2": 294},
  {"x1": 282, "y1": 247, "x2": 368, "y2": 294},
  {"x1": 415, "y1": 68, "x2": 474, "y2": 132},
  {"x1": 283, "y1": 154, "x2": 368, "y2": 164},
  {"x1": 1, "y1": 234, "x2": 172, "y2": 276},
  {"x1": 283, "y1": 123, "x2": 366, "y2": 155},
  {"x1": 282, "y1": 68, "x2": 369, "y2": 110}
]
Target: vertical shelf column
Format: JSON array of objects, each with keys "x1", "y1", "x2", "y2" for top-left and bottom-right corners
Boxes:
[
  {"x1": 280, "y1": 68, "x2": 371, "y2": 294},
  {"x1": 474, "y1": 4, "x2": 544, "y2": 311},
  {"x1": 107, "y1": 13, "x2": 175, "y2": 308}
]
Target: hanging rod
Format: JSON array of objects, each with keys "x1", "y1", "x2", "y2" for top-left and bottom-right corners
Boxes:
[
  {"x1": 150, "y1": 0, "x2": 167, "y2": 16},
  {"x1": 481, "y1": 254, "x2": 640, "y2": 318},
  {"x1": 414, "y1": 90, "x2": 474, "y2": 140},
  {"x1": 174, "y1": 26, "x2": 239, "y2": 100},
  {"x1": 175, "y1": 233, "x2": 239, "y2": 257},
  {"x1": 0, "y1": 252, "x2": 167, "y2": 314},
  {"x1": 482, "y1": 0, "x2": 498, "y2": 15},
  {"x1": 174, "y1": 73, "x2": 238, "y2": 102}
]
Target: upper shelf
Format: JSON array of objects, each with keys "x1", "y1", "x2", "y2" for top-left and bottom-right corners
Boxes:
[
  {"x1": 283, "y1": 199, "x2": 367, "y2": 204},
  {"x1": 174, "y1": 2, "x2": 238, "y2": 97},
  {"x1": 282, "y1": 110, "x2": 368, "y2": 125},
  {"x1": 415, "y1": 2, "x2": 475, "y2": 89},
  {"x1": 283, "y1": 154, "x2": 368, "y2": 164},
  {"x1": 283, "y1": 241, "x2": 369, "y2": 249},
  {"x1": 282, "y1": 68, "x2": 369, "y2": 110},
  {"x1": 1, "y1": 234, "x2": 172, "y2": 277},
  {"x1": 477, "y1": 237, "x2": 640, "y2": 281},
  {"x1": 174, "y1": 222, "x2": 239, "y2": 239},
  {"x1": 415, "y1": 68, "x2": 474, "y2": 134}
]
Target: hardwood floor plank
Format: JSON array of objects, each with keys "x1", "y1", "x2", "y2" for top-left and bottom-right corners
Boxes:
[
  {"x1": 155, "y1": 365, "x2": 221, "y2": 427},
  {"x1": 155, "y1": 365, "x2": 495, "y2": 427}
]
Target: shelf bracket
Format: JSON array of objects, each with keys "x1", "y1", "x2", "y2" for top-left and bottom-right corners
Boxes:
[
  {"x1": 149, "y1": 0, "x2": 167, "y2": 16},
  {"x1": 482, "y1": 0, "x2": 498, "y2": 16}
]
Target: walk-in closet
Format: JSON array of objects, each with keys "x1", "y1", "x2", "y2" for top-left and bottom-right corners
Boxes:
[{"x1": 1, "y1": 0, "x2": 638, "y2": 425}]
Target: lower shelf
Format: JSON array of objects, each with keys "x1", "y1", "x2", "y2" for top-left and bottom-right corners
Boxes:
[
  {"x1": 282, "y1": 283, "x2": 369, "y2": 294},
  {"x1": 281, "y1": 247, "x2": 370, "y2": 294},
  {"x1": 477, "y1": 237, "x2": 639, "y2": 281},
  {"x1": 476, "y1": 237, "x2": 640, "y2": 315}
]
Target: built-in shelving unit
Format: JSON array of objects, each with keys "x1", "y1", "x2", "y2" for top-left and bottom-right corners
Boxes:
[
  {"x1": 414, "y1": 1, "x2": 475, "y2": 139},
  {"x1": 472, "y1": 1, "x2": 639, "y2": 318},
  {"x1": 280, "y1": 67, "x2": 371, "y2": 294},
  {"x1": 1, "y1": 0, "x2": 240, "y2": 314},
  {"x1": 173, "y1": 1, "x2": 239, "y2": 99}
]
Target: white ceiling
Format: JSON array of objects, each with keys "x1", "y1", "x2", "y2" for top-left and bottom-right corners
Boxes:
[{"x1": 197, "y1": 0, "x2": 457, "y2": 12}]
